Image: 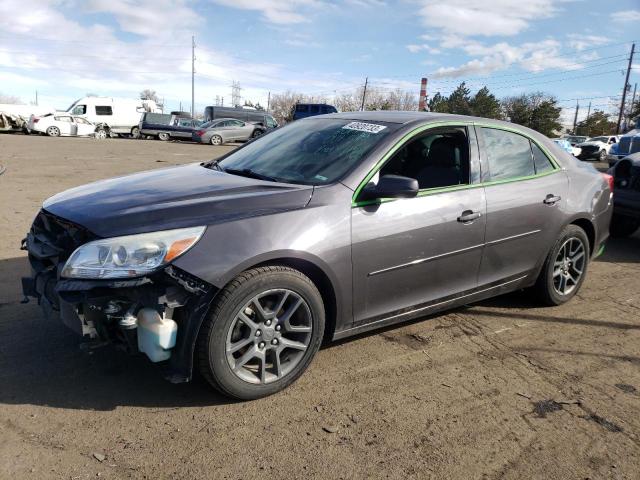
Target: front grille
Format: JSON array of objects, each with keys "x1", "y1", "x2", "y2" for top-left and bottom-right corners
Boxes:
[
  {"x1": 580, "y1": 145, "x2": 598, "y2": 155},
  {"x1": 28, "y1": 210, "x2": 94, "y2": 263}
]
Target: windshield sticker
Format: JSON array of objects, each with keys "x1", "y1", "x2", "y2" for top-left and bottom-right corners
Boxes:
[{"x1": 342, "y1": 122, "x2": 387, "y2": 134}]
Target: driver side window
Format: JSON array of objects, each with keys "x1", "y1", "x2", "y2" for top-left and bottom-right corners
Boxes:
[{"x1": 379, "y1": 128, "x2": 470, "y2": 189}]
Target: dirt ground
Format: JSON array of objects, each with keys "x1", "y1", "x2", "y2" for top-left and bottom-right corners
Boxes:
[{"x1": 1, "y1": 134, "x2": 639, "y2": 480}]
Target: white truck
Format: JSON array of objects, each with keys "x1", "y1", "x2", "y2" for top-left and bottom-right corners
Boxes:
[{"x1": 65, "y1": 97, "x2": 161, "y2": 137}]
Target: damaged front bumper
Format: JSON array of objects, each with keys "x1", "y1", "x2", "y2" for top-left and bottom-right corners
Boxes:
[{"x1": 21, "y1": 210, "x2": 217, "y2": 383}]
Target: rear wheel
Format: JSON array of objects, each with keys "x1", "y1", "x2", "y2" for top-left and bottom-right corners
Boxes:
[
  {"x1": 533, "y1": 225, "x2": 589, "y2": 306},
  {"x1": 197, "y1": 266, "x2": 325, "y2": 400},
  {"x1": 610, "y1": 214, "x2": 640, "y2": 238},
  {"x1": 95, "y1": 128, "x2": 108, "y2": 140},
  {"x1": 158, "y1": 132, "x2": 170, "y2": 141},
  {"x1": 210, "y1": 134, "x2": 223, "y2": 146},
  {"x1": 252, "y1": 129, "x2": 263, "y2": 138},
  {"x1": 131, "y1": 126, "x2": 140, "y2": 139},
  {"x1": 46, "y1": 126, "x2": 60, "y2": 137}
]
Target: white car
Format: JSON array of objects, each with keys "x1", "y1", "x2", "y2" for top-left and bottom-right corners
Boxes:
[
  {"x1": 576, "y1": 135, "x2": 620, "y2": 161},
  {"x1": 29, "y1": 114, "x2": 105, "y2": 138}
]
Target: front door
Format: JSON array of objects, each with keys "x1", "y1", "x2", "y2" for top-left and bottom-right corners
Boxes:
[
  {"x1": 351, "y1": 126, "x2": 486, "y2": 325},
  {"x1": 477, "y1": 126, "x2": 569, "y2": 287}
]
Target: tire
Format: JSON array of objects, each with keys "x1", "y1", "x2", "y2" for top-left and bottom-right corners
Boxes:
[
  {"x1": 46, "y1": 126, "x2": 60, "y2": 137},
  {"x1": 131, "y1": 126, "x2": 140, "y2": 139},
  {"x1": 599, "y1": 149, "x2": 607, "y2": 162},
  {"x1": 251, "y1": 129, "x2": 263, "y2": 139},
  {"x1": 158, "y1": 132, "x2": 170, "y2": 141},
  {"x1": 533, "y1": 224, "x2": 590, "y2": 306},
  {"x1": 210, "y1": 134, "x2": 223, "y2": 146},
  {"x1": 197, "y1": 266, "x2": 325, "y2": 400},
  {"x1": 610, "y1": 214, "x2": 640, "y2": 238},
  {"x1": 95, "y1": 128, "x2": 108, "y2": 140}
]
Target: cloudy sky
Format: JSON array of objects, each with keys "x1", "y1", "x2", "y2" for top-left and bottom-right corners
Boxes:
[{"x1": 0, "y1": 0, "x2": 638, "y2": 125}]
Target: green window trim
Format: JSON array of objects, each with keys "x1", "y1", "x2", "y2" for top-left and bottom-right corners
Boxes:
[{"x1": 351, "y1": 121, "x2": 562, "y2": 208}]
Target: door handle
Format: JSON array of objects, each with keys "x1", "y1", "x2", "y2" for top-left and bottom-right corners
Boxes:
[
  {"x1": 543, "y1": 194, "x2": 561, "y2": 205},
  {"x1": 457, "y1": 210, "x2": 482, "y2": 223}
]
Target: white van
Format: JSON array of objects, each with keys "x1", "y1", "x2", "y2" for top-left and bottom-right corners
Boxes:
[{"x1": 65, "y1": 97, "x2": 160, "y2": 137}]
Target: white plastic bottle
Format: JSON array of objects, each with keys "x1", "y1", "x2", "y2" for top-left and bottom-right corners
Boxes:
[{"x1": 137, "y1": 308, "x2": 177, "y2": 362}]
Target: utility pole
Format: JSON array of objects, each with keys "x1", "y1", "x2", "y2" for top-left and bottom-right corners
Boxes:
[
  {"x1": 191, "y1": 35, "x2": 196, "y2": 118},
  {"x1": 573, "y1": 100, "x2": 579, "y2": 133},
  {"x1": 629, "y1": 82, "x2": 637, "y2": 125},
  {"x1": 267, "y1": 91, "x2": 271, "y2": 112},
  {"x1": 35, "y1": 90, "x2": 38, "y2": 106},
  {"x1": 585, "y1": 101, "x2": 591, "y2": 136},
  {"x1": 360, "y1": 77, "x2": 368, "y2": 111},
  {"x1": 617, "y1": 42, "x2": 635, "y2": 134}
]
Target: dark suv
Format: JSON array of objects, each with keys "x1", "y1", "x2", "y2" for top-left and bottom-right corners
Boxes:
[{"x1": 608, "y1": 152, "x2": 640, "y2": 237}]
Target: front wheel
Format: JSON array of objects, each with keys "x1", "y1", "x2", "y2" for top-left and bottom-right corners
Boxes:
[
  {"x1": 158, "y1": 132, "x2": 170, "y2": 141},
  {"x1": 197, "y1": 266, "x2": 325, "y2": 400},
  {"x1": 131, "y1": 126, "x2": 140, "y2": 139},
  {"x1": 533, "y1": 225, "x2": 590, "y2": 306},
  {"x1": 251, "y1": 129, "x2": 264, "y2": 138},
  {"x1": 599, "y1": 149, "x2": 607, "y2": 162}
]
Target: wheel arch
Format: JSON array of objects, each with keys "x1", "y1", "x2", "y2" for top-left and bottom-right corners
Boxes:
[
  {"x1": 568, "y1": 216, "x2": 595, "y2": 256},
  {"x1": 251, "y1": 257, "x2": 338, "y2": 342}
]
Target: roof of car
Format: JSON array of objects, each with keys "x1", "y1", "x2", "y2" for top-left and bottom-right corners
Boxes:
[{"x1": 318, "y1": 110, "x2": 529, "y2": 130}]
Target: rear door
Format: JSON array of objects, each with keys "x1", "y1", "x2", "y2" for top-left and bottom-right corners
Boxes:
[
  {"x1": 477, "y1": 126, "x2": 568, "y2": 287},
  {"x1": 351, "y1": 125, "x2": 486, "y2": 325},
  {"x1": 54, "y1": 116, "x2": 74, "y2": 135}
]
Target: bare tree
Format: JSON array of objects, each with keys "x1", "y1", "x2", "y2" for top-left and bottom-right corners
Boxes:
[
  {"x1": 335, "y1": 87, "x2": 417, "y2": 112},
  {"x1": 0, "y1": 93, "x2": 22, "y2": 104},
  {"x1": 269, "y1": 91, "x2": 328, "y2": 124},
  {"x1": 140, "y1": 89, "x2": 160, "y2": 103}
]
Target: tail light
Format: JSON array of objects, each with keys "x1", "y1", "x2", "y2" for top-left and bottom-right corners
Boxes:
[
  {"x1": 33, "y1": 117, "x2": 40, "y2": 123},
  {"x1": 601, "y1": 173, "x2": 614, "y2": 192},
  {"x1": 195, "y1": 129, "x2": 205, "y2": 136}
]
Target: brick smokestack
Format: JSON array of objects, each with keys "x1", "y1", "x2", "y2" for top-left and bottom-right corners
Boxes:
[{"x1": 418, "y1": 77, "x2": 428, "y2": 111}]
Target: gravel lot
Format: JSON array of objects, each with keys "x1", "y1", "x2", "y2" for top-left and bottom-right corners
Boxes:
[{"x1": 1, "y1": 134, "x2": 639, "y2": 480}]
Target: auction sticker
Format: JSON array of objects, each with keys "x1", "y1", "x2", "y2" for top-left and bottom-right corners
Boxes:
[{"x1": 342, "y1": 122, "x2": 387, "y2": 133}]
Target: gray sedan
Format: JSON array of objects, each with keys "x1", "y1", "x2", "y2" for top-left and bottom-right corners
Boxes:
[
  {"x1": 192, "y1": 118, "x2": 265, "y2": 145},
  {"x1": 22, "y1": 111, "x2": 613, "y2": 400}
]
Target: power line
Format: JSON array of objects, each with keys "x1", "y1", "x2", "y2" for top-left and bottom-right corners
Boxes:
[
  {"x1": 377, "y1": 40, "x2": 637, "y2": 82},
  {"x1": 0, "y1": 48, "x2": 189, "y2": 61}
]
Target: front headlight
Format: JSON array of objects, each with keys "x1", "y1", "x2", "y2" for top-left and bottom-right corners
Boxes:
[{"x1": 61, "y1": 226, "x2": 205, "y2": 279}]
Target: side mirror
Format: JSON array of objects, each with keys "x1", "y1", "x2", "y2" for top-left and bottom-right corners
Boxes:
[{"x1": 360, "y1": 174, "x2": 419, "y2": 201}]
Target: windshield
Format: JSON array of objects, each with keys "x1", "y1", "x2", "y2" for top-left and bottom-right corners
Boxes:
[
  {"x1": 214, "y1": 118, "x2": 399, "y2": 185},
  {"x1": 589, "y1": 136, "x2": 607, "y2": 142},
  {"x1": 65, "y1": 100, "x2": 80, "y2": 113}
]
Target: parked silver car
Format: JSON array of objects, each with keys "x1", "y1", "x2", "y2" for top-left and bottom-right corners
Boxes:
[{"x1": 192, "y1": 118, "x2": 265, "y2": 145}]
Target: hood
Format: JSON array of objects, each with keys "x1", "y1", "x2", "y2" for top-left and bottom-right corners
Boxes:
[
  {"x1": 577, "y1": 140, "x2": 605, "y2": 147},
  {"x1": 43, "y1": 163, "x2": 314, "y2": 237}
]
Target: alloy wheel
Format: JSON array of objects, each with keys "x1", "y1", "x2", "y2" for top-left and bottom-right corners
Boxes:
[
  {"x1": 210, "y1": 135, "x2": 222, "y2": 145},
  {"x1": 552, "y1": 237, "x2": 586, "y2": 296},
  {"x1": 225, "y1": 289, "x2": 313, "y2": 385}
]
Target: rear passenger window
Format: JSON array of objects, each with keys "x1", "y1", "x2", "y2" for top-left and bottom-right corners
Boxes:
[
  {"x1": 310, "y1": 105, "x2": 320, "y2": 114},
  {"x1": 482, "y1": 128, "x2": 534, "y2": 181},
  {"x1": 531, "y1": 142, "x2": 555, "y2": 174},
  {"x1": 95, "y1": 106, "x2": 113, "y2": 115},
  {"x1": 295, "y1": 105, "x2": 308, "y2": 112}
]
